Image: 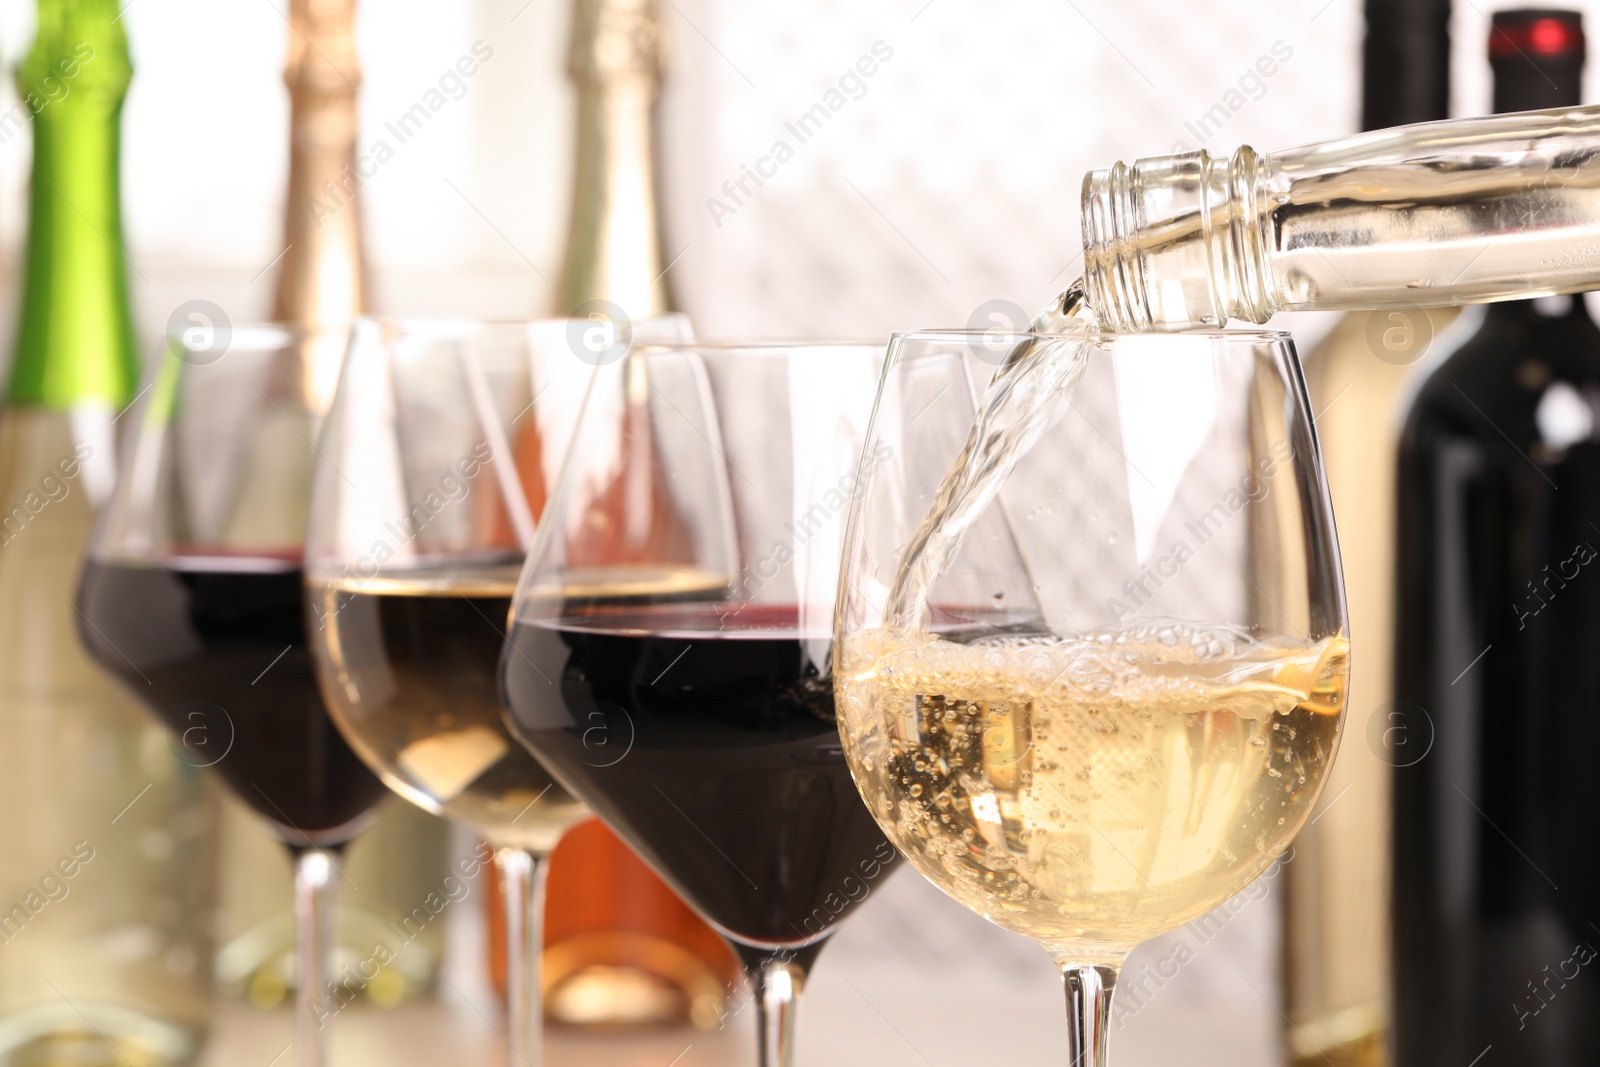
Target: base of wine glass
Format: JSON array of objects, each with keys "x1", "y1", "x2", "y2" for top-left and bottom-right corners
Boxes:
[{"x1": 0, "y1": 1006, "x2": 202, "y2": 1067}]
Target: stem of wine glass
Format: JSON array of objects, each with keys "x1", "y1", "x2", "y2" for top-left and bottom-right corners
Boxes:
[
  {"x1": 1056, "y1": 958, "x2": 1121, "y2": 1067},
  {"x1": 751, "y1": 954, "x2": 807, "y2": 1067},
  {"x1": 494, "y1": 845, "x2": 550, "y2": 1067},
  {"x1": 292, "y1": 846, "x2": 340, "y2": 1067}
]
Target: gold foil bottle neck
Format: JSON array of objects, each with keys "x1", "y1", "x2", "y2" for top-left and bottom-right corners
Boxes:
[
  {"x1": 273, "y1": 0, "x2": 366, "y2": 412},
  {"x1": 569, "y1": 0, "x2": 666, "y2": 85},
  {"x1": 285, "y1": 0, "x2": 361, "y2": 95},
  {"x1": 557, "y1": 0, "x2": 675, "y2": 317}
]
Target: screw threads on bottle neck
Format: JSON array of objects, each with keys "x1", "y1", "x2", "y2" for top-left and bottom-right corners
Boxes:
[
  {"x1": 1080, "y1": 160, "x2": 1144, "y2": 331},
  {"x1": 1081, "y1": 145, "x2": 1274, "y2": 332},
  {"x1": 1218, "y1": 145, "x2": 1275, "y2": 324}
]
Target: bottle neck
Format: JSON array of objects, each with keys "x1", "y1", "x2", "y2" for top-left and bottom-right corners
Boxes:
[
  {"x1": 272, "y1": 0, "x2": 365, "y2": 331},
  {"x1": 1080, "y1": 106, "x2": 1600, "y2": 331},
  {"x1": 557, "y1": 0, "x2": 674, "y2": 318},
  {"x1": 1081, "y1": 146, "x2": 1273, "y2": 332},
  {"x1": 272, "y1": 85, "x2": 365, "y2": 328},
  {"x1": 10, "y1": 86, "x2": 138, "y2": 409},
  {"x1": 557, "y1": 75, "x2": 674, "y2": 317},
  {"x1": 271, "y1": 0, "x2": 365, "y2": 413},
  {"x1": 1362, "y1": 0, "x2": 1451, "y2": 130},
  {"x1": 1494, "y1": 62, "x2": 1583, "y2": 113},
  {"x1": 1086, "y1": 0, "x2": 1454, "y2": 333},
  {"x1": 1490, "y1": 12, "x2": 1583, "y2": 113},
  {"x1": 1484, "y1": 13, "x2": 1585, "y2": 319}
]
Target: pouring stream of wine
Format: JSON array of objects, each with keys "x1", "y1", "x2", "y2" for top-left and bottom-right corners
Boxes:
[{"x1": 885, "y1": 280, "x2": 1096, "y2": 629}]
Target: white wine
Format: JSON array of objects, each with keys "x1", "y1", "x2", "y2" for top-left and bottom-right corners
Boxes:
[
  {"x1": 836, "y1": 624, "x2": 1346, "y2": 949},
  {"x1": 312, "y1": 566, "x2": 587, "y2": 852}
]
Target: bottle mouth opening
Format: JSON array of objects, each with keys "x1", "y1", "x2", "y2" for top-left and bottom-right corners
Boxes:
[{"x1": 1489, "y1": 14, "x2": 1584, "y2": 61}]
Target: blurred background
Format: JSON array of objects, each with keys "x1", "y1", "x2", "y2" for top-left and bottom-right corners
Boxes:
[
  {"x1": 0, "y1": 0, "x2": 1585, "y2": 1063},
  {"x1": 0, "y1": 0, "x2": 1384, "y2": 347}
]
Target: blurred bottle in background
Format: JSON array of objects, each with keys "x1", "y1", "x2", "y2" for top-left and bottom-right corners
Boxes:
[
  {"x1": 0, "y1": 1, "x2": 217, "y2": 1062},
  {"x1": 1285, "y1": 0, "x2": 1453, "y2": 1063},
  {"x1": 484, "y1": 0, "x2": 737, "y2": 1028},
  {"x1": 271, "y1": 0, "x2": 368, "y2": 346},
  {"x1": 1392, "y1": 11, "x2": 1600, "y2": 1066},
  {"x1": 555, "y1": 0, "x2": 675, "y2": 318},
  {"x1": 213, "y1": 0, "x2": 450, "y2": 1011}
]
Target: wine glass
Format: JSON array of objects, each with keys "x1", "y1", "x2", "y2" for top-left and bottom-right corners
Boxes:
[
  {"x1": 500, "y1": 342, "x2": 903, "y2": 1067},
  {"x1": 302, "y1": 317, "x2": 658, "y2": 1065},
  {"x1": 833, "y1": 328, "x2": 1348, "y2": 1067},
  {"x1": 77, "y1": 324, "x2": 389, "y2": 1067}
]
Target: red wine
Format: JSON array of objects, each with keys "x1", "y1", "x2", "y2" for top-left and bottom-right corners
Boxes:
[
  {"x1": 77, "y1": 559, "x2": 388, "y2": 845},
  {"x1": 1393, "y1": 16, "x2": 1600, "y2": 1067},
  {"x1": 502, "y1": 602, "x2": 901, "y2": 954}
]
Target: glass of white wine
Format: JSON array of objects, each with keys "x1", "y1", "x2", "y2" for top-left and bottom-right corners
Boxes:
[
  {"x1": 834, "y1": 328, "x2": 1348, "y2": 1066},
  {"x1": 303, "y1": 318, "x2": 619, "y2": 1066}
]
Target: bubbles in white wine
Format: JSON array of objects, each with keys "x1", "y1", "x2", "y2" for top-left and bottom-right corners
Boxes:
[{"x1": 835, "y1": 622, "x2": 1346, "y2": 948}]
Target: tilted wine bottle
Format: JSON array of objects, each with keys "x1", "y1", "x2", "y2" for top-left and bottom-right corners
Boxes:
[
  {"x1": 213, "y1": 0, "x2": 451, "y2": 1010},
  {"x1": 1076, "y1": 65, "x2": 1600, "y2": 329},
  {"x1": 1392, "y1": 11, "x2": 1600, "y2": 1066},
  {"x1": 0, "y1": 1, "x2": 217, "y2": 1061},
  {"x1": 1286, "y1": 1, "x2": 1453, "y2": 1064},
  {"x1": 486, "y1": 0, "x2": 738, "y2": 1028}
]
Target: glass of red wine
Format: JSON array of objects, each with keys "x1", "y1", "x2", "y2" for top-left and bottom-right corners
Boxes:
[
  {"x1": 77, "y1": 324, "x2": 387, "y2": 1067},
  {"x1": 501, "y1": 342, "x2": 903, "y2": 1067},
  {"x1": 302, "y1": 317, "x2": 630, "y2": 1066}
]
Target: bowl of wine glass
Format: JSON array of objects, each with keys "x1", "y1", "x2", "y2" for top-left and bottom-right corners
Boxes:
[
  {"x1": 501, "y1": 341, "x2": 902, "y2": 1067},
  {"x1": 832, "y1": 328, "x2": 1348, "y2": 1067},
  {"x1": 303, "y1": 318, "x2": 600, "y2": 1061},
  {"x1": 76, "y1": 324, "x2": 390, "y2": 1066}
]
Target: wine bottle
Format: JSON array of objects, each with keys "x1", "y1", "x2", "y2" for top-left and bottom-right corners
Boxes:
[
  {"x1": 1075, "y1": 68, "x2": 1600, "y2": 330},
  {"x1": 214, "y1": 0, "x2": 450, "y2": 1010},
  {"x1": 1392, "y1": 12, "x2": 1600, "y2": 1067},
  {"x1": 494, "y1": 0, "x2": 738, "y2": 1028},
  {"x1": 1286, "y1": 3, "x2": 1452, "y2": 1064},
  {"x1": 0, "y1": 2, "x2": 217, "y2": 1061}
]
